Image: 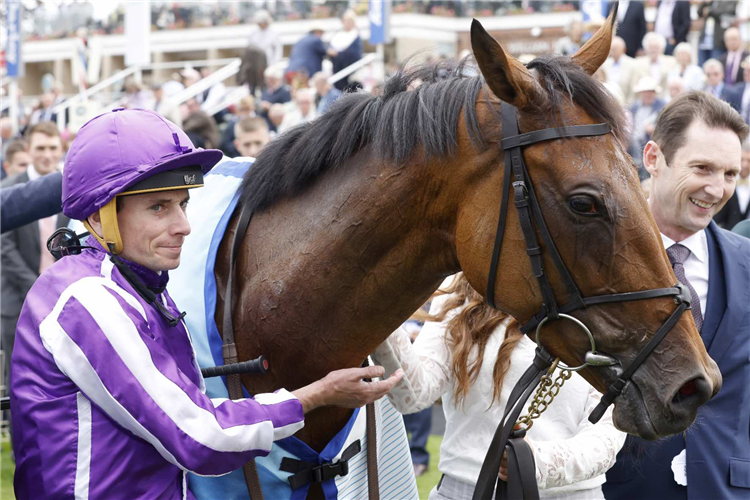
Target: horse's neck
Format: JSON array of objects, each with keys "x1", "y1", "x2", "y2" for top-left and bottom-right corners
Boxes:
[
  {"x1": 229, "y1": 154, "x2": 460, "y2": 395},
  {"x1": 265, "y1": 157, "x2": 455, "y2": 351}
]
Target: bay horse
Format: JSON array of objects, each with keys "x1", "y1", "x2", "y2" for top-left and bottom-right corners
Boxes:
[{"x1": 215, "y1": 15, "x2": 721, "y2": 496}]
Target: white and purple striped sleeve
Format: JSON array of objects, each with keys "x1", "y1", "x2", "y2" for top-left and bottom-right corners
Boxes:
[{"x1": 39, "y1": 276, "x2": 304, "y2": 477}]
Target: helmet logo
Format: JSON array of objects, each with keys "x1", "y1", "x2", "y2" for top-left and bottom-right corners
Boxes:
[{"x1": 184, "y1": 174, "x2": 197, "y2": 185}]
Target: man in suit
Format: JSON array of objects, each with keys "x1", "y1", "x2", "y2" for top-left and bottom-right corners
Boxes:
[
  {"x1": 715, "y1": 137, "x2": 750, "y2": 229},
  {"x1": 720, "y1": 28, "x2": 749, "y2": 87},
  {"x1": 603, "y1": 36, "x2": 639, "y2": 105},
  {"x1": 604, "y1": 91, "x2": 750, "y2": 500},
  {"x1": 698, "y1": 1, "x2": 738, "y2": 66},
  {"x1": 608, "y1": 1, "x2": 647, "y2": 58},
  {"x1": 1, "y1": 121, "x2": 68, "y2": 393},
  {"x1": 730, "y1": 56, "x2": 750, "y2": 124},
  {"x1": 654, "y1": 0, "x2": 692, "y2": 55},
  {"x1": 633, "y1": 32, "x2": 678, "y2": 94},
  {"x1": 702, "y1": 58, "x2": 739, "y2": 110}
]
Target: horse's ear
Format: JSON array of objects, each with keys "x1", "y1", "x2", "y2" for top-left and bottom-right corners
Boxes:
[
  {"x1": 470, "y1": 19, "x2": 542, "y2": 109},
  {"x1": 571, "y1": 3, "x2": 618, "y2": 75}
]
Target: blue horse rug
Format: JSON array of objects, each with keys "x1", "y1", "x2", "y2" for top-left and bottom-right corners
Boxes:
[{"x1": 168, "y1": 157, "x2": 418, "y2": 500}]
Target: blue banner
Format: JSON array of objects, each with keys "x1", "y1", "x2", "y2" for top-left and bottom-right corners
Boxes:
[
  {"x1": 5, "y1": 1, "x2": 22, "y2": 77},
  {"x1": 369, "y1": 0, "x2": 391, "y2": 45}
]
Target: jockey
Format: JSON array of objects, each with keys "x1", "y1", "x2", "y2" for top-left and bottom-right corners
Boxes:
[{"x1": 9, "y1": 108, "x2": 402, "y2": 500}]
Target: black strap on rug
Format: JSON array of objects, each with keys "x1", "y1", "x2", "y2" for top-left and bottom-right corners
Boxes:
[{"x1": 280, "y1": 440, "x2": 362, "y2": 490}]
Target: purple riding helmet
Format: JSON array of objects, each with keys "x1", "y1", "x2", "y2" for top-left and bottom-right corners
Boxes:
[{"x1": 62, "y1": 108, "x2": 222, "y2": 254}]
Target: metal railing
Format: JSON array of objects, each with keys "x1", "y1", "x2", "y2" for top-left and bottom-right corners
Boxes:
[
  {"x1": 328, "y1": 53, "x2": 379, "y2": 86},
  {"x1": 50, "y1": 57, "x2": 242, "y2": 129}
]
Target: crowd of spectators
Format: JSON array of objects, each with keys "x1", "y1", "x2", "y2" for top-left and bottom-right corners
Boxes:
[
  {"x1": 17, "y1": 1, "x2": 585, "y2": 42},
  {"x1": 588, "y1": 2, "x2": 750, "y2": 186}
]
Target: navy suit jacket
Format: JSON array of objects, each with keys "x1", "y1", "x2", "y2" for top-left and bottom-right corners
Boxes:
[
  {"x1": 286, "y1": 33, "x2": 327, "y2": 77},
  {"x1": 604, "y1": 221, "x2": 750, "y2": 499},
  {"x1": 1, "y1": 171, "x2": 63, "y2": 233}
]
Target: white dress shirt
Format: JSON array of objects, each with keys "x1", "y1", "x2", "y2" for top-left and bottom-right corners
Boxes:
[
  {"x1": 660, "y1": 230, "x2": 709, "y2": 317},
  {"x1": 736, "y1": 180, "x2": 750, "y2": 216},
  {"x1": 655, "y1": 1, "x2": 677, "y2": 41}
]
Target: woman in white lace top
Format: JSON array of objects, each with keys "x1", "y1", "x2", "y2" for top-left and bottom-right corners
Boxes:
[{"x1": 372, "y1": 274, "x2": 626, "y2": 500}]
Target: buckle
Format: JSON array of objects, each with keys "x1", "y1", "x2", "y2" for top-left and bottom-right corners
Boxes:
[
  {"x1": 512, "y1": 180, "x2": 527, "y2": 195},
  {"x1": 311, "y1": 460, "x2": 348, "y2": 483},
  {"x1": 673, "y1": 282, "x2": 692, "y2": 306}
]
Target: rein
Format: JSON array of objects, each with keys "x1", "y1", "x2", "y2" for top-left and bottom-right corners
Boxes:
[{"x1": 473, "y1": 102, "x2": 693, "y2": 500}]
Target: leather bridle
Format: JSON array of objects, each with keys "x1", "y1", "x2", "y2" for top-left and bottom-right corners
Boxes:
[{"x1": 472, "y1": 102, "x2": 694, "y2": 500}]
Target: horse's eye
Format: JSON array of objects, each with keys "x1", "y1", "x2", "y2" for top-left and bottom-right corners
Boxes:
[{"x1": 569, "y1": 196, "x2": 599, "y2": 215}]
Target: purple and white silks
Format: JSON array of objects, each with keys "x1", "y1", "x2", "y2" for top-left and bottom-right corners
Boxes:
[{"x1": 10, "y1": 240, "x2": 304, "y2": 500}]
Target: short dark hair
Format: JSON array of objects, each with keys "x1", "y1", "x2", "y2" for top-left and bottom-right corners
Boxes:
[
  {"x1": 652, "y1": 91, "x2": 749, "y2": 165},
  {"x1": 4, "y1": 139, "x2": 28, "y2": 164},
  {"x1": 235, "y1": 117, "x2": 269, "y2": 136},
  {"x1": 25, "y1": 121, "x2": 61, "y2": 143}
]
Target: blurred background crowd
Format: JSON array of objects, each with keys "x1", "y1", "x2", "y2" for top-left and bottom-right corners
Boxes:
[{"x1": 1, "y1": 1, "x2": 750, "y2": 493}]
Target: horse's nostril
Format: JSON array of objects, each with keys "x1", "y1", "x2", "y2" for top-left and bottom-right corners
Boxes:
[
  {"x1": 671, "y1": 377, "x2": 710, "y2": 415},
  {"x1": 678, "y1": 379, "x2": 698, "y2": 397}
]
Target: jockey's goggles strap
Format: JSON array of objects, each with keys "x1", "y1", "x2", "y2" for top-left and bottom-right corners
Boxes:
[{"x1": 83, "y1": 198, "x2": 123, "y2": 255}]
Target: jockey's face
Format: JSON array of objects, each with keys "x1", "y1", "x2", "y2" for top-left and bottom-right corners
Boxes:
[{"x1": 116, "y1": 189, "x2": 192, "y2": 273}]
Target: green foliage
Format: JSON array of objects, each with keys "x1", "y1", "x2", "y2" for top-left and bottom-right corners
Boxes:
[
  {"x1": 1, "y1": 438, "x2": 13, "y2": 500},
  {"x1": 416, "y1": 435, "x2": 443, "y2": 499}
]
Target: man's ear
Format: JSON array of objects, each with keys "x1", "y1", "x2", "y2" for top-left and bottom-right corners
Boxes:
[
  {"x1": 643, "y1": 141, "x2": 662, "y2": 178},
  {"x1": 87, "y1": 211, "x2": 103, "y2": 237}
]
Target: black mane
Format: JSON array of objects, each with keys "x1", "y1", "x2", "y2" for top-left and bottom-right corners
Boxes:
[{"x1": 238, "y1": 55, "x2": 626, "y2": 213}]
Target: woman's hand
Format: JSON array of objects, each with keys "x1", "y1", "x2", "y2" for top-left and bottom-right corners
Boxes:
[
  {"x1": 498, "y1": 436, "x2": 534, "y2": 482},
  {"x1": 293, "y1": 365, "x2": 404, "y2": 413}
]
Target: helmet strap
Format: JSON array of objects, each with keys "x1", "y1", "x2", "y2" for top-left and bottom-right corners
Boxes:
[{"x1": 83, "y1": 198, "x2": 124, "y2": 254}]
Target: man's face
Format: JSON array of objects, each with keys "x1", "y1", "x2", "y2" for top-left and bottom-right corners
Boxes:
[
  {"x1": 639, "y1": 90, "x2": 656, "y2": 106},
  {"x1": 265, "y1": 76, "x2": 280, "y2": 89},
  {"x1": 297, "y1": 96, "x2": 312, "y2": 116},
  {"x1": 315, "y1": 79, "x2": 328, "y2": 96},
  {"x1": 705, "y1": 65, "x2": 723, "y2": 86},
  {"x1": 29, "y1": 132, "x2": 63, "y2": 176},
  {"x1": 116, "y1": 190, "x2": 191, "y2": 273},
  {"x1": 610, "y1": 39, "x2": 625, "y2": 59},
  {"x1": 646, "y1": 40, "x2": 662, "y2": 60},
  {"x1": 234, "y1": 128, "x2": 270, "y2": 158},
  {"x1": 724, "y1": 29, "x2": 741, "y2": 52},
  {"x1": 3, "y1": 151, "x2": 32, "y2": 177},
  {"x1": 646, "y1": 120, "x2": 742, "y2": 241},
  {"x1": 675, "y1": 50, "x2": 691, "y2": 67}
]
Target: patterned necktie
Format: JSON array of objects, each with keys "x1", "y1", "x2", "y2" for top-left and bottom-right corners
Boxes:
[{"x1": 667, "y1": 243, "x2": 703, "y2": 331}]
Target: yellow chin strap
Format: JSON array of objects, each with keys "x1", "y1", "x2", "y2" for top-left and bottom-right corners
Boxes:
[{"x1": 83, "y1": 197, "x2": 123, "y2": 255}]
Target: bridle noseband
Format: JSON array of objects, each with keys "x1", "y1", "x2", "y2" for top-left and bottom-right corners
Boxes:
[{"x1": 473, "y1": 102, "x2": 693, "y2": 500}]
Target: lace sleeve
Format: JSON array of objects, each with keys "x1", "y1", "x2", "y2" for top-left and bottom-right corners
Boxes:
[
  {"x1": 532, "y1": 384, "x2": 627, "y2": 489},
  {"x1": 371, "y1": 298, "x2": 454, "y2": 415}
]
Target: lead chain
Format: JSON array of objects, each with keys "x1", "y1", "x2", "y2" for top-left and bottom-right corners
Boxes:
[{"x1": 516, "y1": 358, "x2": 572, "y2": 431}]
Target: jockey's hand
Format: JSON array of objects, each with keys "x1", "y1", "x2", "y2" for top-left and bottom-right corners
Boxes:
[
  {"x1": 498, "y1": 436, "x2": 533, "y2": 482},
  {"x1": 293, "y1": 365, "x2": 404, "y2": 413}
]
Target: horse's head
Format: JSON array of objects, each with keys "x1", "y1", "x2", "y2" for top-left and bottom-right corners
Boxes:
[{"x1": 456, "y1": 13, "x2": 721, "y2": 439}]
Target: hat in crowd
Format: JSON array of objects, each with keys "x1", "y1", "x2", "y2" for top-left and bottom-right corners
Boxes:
[
  {"x1": 253, "y1": 9, "x2": 272, "y2": 24},
  {"x1": 180, "y1": 67, "x2": 201, "y2": 81},
  {"x1": 62, "y1": 108, "x2": 222, "y2": 253},
  {"x1": 633, "y1": 76, "x2": 661, "y2": 94}
]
